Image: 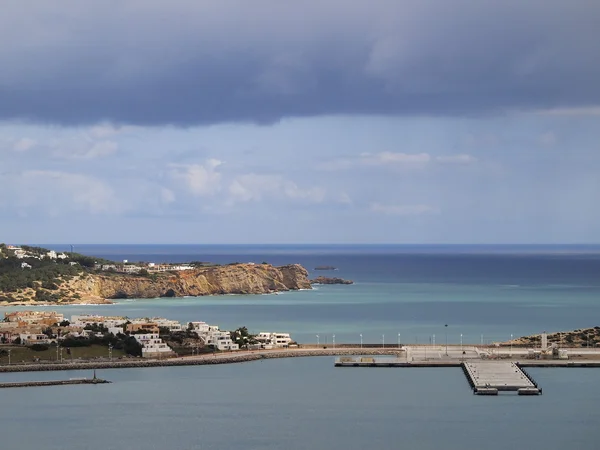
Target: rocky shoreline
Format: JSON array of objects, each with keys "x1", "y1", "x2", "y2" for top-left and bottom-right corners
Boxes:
[{"x1": 0, "y1": 263, "x2": 312, "y2": 305}]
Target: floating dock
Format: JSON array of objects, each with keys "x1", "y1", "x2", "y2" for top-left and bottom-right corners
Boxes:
[{"x1": 462, "y1": 361, "x2": 541, "y2": 395}]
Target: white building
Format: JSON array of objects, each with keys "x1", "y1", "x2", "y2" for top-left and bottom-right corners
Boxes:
[
  {"x1": 189, "y1": 322, "x2": 238, "y2": 350},
  {"x1": 133, "y1": 333, "x2": 174, "y2": 358},
  {"x1": 203, "y1": 330, "x2": 239, "y2": 351},
  {"x1": 153, "y1": 318, "x2": 183, "y2": 332},
  {"x1": 255, "y1": 332, "x2": 293, "y2": 348},
  {"x1": 21, "y1": 262, "x2": 32, "y2": 269},
  {"x1": 18, "y1": 333, "x2": 53, "y2": 345}
]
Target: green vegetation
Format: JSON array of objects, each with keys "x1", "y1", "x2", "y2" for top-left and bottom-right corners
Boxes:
[
  {"x1": 0, "y1": 243, "x2": 117, "y2": 300},
  {"x1": 0, "y1": 345, "x2": 127, "y2": 364}
]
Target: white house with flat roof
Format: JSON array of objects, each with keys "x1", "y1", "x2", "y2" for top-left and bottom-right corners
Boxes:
[
  {"x1": 133, "y1": 333, "x2": 175, "y2": 358},
  {"x1": 255, "y1": 332, "x2": 293, "y2": 348}
]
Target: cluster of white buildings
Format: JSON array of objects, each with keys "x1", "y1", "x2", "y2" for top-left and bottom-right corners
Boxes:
[
  {"x1": 96, "y1": 261, "x2": 194, "y2": 274},
  {"x1": 2, "y1": 311, "x2": 294, "y2": 357},
  {"x1": 6, "y1": 246, "x2": 68, "y2": 261}
]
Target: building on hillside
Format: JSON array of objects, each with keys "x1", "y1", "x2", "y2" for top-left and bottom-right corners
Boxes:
[
  {"x1": 126, "y1": 322, "x2": 160, "y2": 334},
  {"x1": 153, "y1": 318, "x2": 183, "y2": 332},
  {"x1": 5, "y1": 311, "x2": 64, "y2": 326},
  {"x1": 255, "y1": 332, "x2": 293, "y2": 348},
  {"x1": 189, "y1": 321, "x2": 220, "y2": 333},
  {"x1": 133, "y1": 333, "x2": 175, "y2": 358},
  {"x1": 21, "y1": 262, "x2": 32, "y2": 269},
  {"x1": 70, "y1": 315, "x2": 127, "y2": 329},
  {"x1": 18, "y1": 333, "x2": 53, "y2": 345},
  {"x1": 203, "y1": 331, "x2": 239, "y2": 351}
]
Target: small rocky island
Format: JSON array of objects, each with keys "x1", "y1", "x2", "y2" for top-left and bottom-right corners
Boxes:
[
  {"x1": 314, "y1": 266, "x2": 337, "y2": 271},
  {"x1": 310, "y1": 276, "x2": 354, "y2": 285}
]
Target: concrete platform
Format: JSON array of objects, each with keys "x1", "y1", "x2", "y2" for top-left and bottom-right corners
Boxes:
[{"x1": 463, "y1": 361, "x2": 541, "y2": 395}]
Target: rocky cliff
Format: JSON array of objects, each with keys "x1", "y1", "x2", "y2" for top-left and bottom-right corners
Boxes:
[{"x1": 1, "y1": 263, "x2": 312, "y2": 305}]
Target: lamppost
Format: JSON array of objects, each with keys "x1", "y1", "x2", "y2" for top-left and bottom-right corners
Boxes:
[
  {"x1": 481, "y1": 334, "x2": 483, "y2": 346},
  {"x1": 316, "y1": 335, "x2": 319, "y2": 345},
  {"x1": 445, "y1": 324, "x2": 448, "y2": 356},
  {"x1": 398, "y1": 333, "x2": 401, "y2": 348},
  {"x1": 7, "y1": 349, "x2": 11, "y2": 365},
  {"x1": 360, "y1": 334, "x2": 363, "y2": 348},
  {"x1": 510, "y1": 334, "x2": 513, "y2": 357},
  {"x1": 109, "y1": 343, "x2": 113, "y2": 361},
  {"x1": 460, "y1": 333, "x2": 463, "y2": 353},
  {"x1": 332, "y1": 334, "x2": 335, "y2": 349},
  {"x1": 382, "y1": 334, "x2": 385, "y2": 348},
  {"x1": 432, "y1": 334, "x2": 435, "y2": 346},
  {"x1": 56, "y1": 341, "x2": 60, "y2": 362}
]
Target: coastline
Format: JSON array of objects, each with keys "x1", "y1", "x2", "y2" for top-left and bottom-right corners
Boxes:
[{"x1": 2, "y1": 347, "x2": 600, "y2": 373}]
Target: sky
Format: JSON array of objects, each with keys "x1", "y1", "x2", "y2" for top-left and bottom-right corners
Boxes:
[{"x1": 1, "y1": 0, "x2": 599, "y2": 244}]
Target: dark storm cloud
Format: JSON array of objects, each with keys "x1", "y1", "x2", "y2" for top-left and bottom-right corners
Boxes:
[{"x1": 1, "y1": 0, "x2": 599, "y2": 126}]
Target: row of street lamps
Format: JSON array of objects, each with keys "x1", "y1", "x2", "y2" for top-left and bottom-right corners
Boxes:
[{"x1": 313, "y1": 329, "x2": 518, "y2": 352}]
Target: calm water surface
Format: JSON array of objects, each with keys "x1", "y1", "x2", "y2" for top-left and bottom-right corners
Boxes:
[
  {"x1": 1, "y1": 358, "x2": 599, "y2": 450},
  {"x1": 2, "y1": 246, "x2": 600, "y2": 449}
]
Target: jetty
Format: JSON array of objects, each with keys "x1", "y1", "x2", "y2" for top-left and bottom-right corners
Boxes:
[
  {"x1": 0, "y1": 370, "x2": 110, "y2": 389},
  {"x1": 462, "y1": 361, "x2": 541, "y2": 395}
]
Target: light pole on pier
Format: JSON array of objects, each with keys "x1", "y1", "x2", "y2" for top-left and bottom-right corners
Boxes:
[
  {"x1": 109, "y1": 343, "x2": 113, "y2": 361},
  {"x1": 316, "y1": 335, "x2": 319, "y2": 345},
  {"x1": 445, "y1": 324, "x2": 448, "y2": 356},
  {"x1": 7, "y1": 349, "x2": 11, "y2": 365},
  {"x1": 56, "y1": 341, "x2": 60, "y2": 362},
  {"x1": 360, "y1": 334, "x2": 362, "y2": 348},
  {"x1": 398, "y1": 333, "x2": 401, "y2": 348},
  {"x1": 510, "y1": 334, "x2": 513, "y2": 357},
  {"x1": 432, "y1": 334, "x2": 435, "y2": 346},
  {"x1": 481, "y1": 334, "x2": 483, "y2": 346},
  {"x1": 382, "y1": 334, "x2": 385, "y2": 348},
  {"x1": 460, "y1": 334, "x2": 463, "y2": 353},
  {"x1": 332, "y1": 334, "x2": 335, "y2": 349}
]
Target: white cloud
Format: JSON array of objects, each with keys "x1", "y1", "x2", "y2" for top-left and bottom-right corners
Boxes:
[
  {"x1": 435, "y1": 154, "x2": 477, "y2": 164},
  {"x1": 370, "y1": 203, "x2": 440, "y2": 216},
  {"x1": 538, "y1": 132, "x2": 557, "y2": 147},
  {"x1": 169, "y1": 159, "x2": 223, "y2": 196},
  {"x1": 364, "y1": 152, "x2": 432, "y2": 165},
  {"x1": 83, "y1": 140, "x2": 119, "y2": 159},
  {"x1": 13, "y1": 138, "x2": 37, "y2": 152},
  {"x1": 229, "y1": 173, "x2": 325, "y2": 204},
  {"x1": 536, "y1": 107, "x2": 600, "y2": 116},
  {"x1": 9, "y1": 170, "x2": 123, "y2": 215},
  {"x1": 318, "y1": 152, "x2": 476, "y2": 170}
]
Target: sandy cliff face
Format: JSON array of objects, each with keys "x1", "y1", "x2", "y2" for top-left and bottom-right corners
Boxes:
[{"x1": 66, "y1": 263, "x2": 311, "y2": 301}]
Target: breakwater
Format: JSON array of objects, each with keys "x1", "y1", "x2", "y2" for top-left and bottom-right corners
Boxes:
[
  {"x1": 0, "y1": 349, "x2": 403, "y2": 373},
  {"x1": 0, "y1": 378, "x2": 111, "y2": 388}
]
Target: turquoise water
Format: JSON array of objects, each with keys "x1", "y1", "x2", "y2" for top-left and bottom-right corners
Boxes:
[
  {"x1": 3, "y1": 245, "x2": 600, "y2": 344},
  {"x1": 1, "y1": 359, "x2": 600, "y2": 450}
]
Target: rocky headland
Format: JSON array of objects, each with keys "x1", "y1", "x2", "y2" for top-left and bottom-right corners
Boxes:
[
  {"x1": 310, "y1": 276, "x2": 354, "y2": 285},
  {"x1": 0, "y1": 263, "x2": 312, "y2": 305}
]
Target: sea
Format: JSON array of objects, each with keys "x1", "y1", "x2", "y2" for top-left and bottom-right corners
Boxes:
[{"x1": 1, "y1": 244, "x2": 600, "y2": 449}]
